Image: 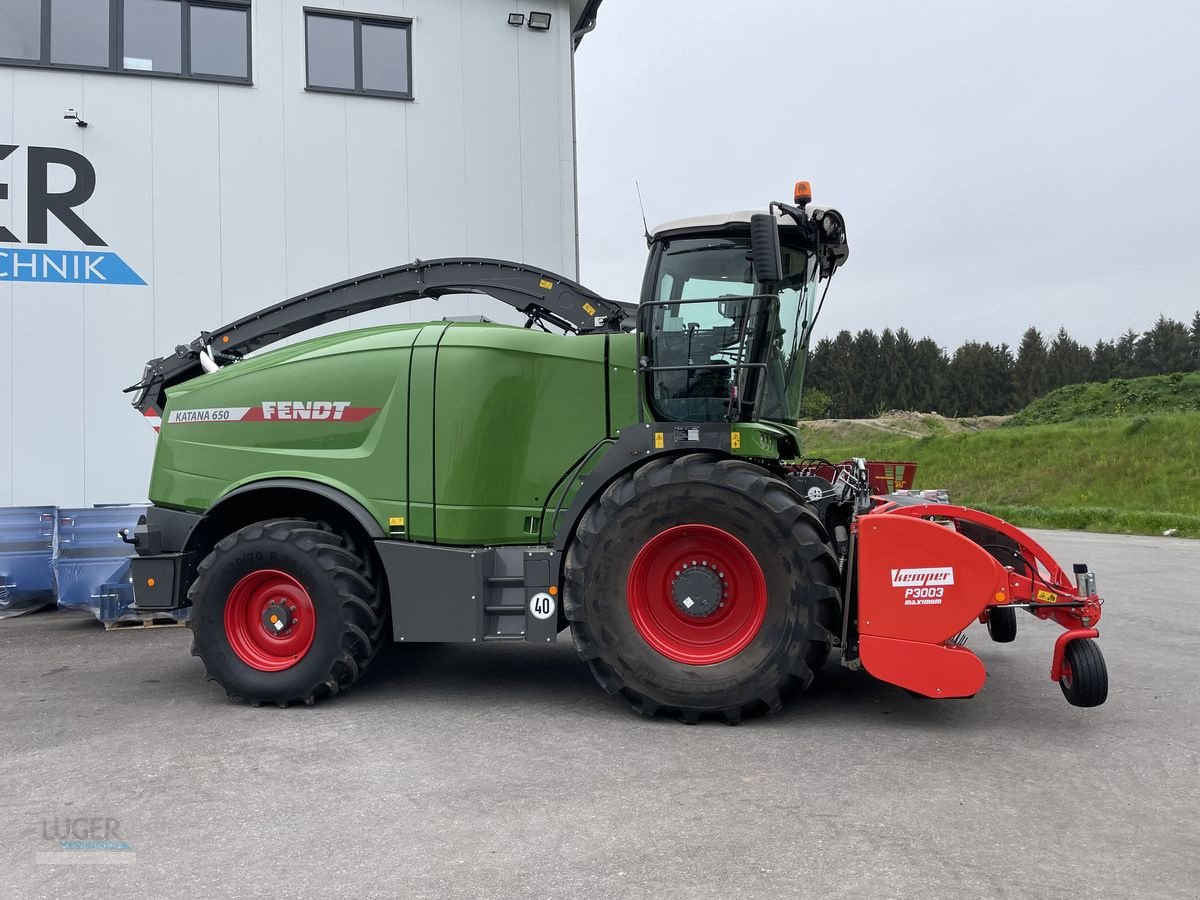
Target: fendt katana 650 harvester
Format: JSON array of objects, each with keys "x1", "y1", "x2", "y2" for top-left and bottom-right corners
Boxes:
[{"x1": 125, "y1": 183, "x2": 1108, "y2": 721}]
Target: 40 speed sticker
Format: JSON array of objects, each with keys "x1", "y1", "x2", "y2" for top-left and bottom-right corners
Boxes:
[
  {"x1": 165, "y1": 401, "x2": 380, "y2": 425},
  {"x1": 529, "y1": 592, "x2": 556, "y2": 620}
]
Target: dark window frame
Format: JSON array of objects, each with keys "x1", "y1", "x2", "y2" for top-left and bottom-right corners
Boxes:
[
  {"x1": 0, "y1": 0, "x2": 253, "y2": 85},
  {"x1": 303, "y1": 8, "x2": 412, "y2": 100}
]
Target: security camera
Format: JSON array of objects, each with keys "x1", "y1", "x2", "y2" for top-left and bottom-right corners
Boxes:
[{"x1": 64, "y1": 108, "x2": 89, "y2": 128}]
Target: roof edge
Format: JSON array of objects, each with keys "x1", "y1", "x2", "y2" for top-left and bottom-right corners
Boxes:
[{"x1": 572, "y1": 0, "x2": 603, "y2": 47}]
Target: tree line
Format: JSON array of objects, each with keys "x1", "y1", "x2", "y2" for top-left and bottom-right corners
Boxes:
[{"x1": 802, "y1": 311, "x2": 1200, "y2": 419}]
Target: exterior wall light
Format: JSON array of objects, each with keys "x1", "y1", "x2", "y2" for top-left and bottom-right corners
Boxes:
[
  {"x1": 507, "y1": 13, "x2": 525, "y2": 26},
  {"x1": 527, "y1": 12, "x2": 551, "y2": 30}
]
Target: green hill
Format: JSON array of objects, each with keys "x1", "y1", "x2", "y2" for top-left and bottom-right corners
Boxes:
[
  {"x1": 798, "y1": 412, "x2": 1200, "y2": 538},
  {"x1": 1009, "y1": 372, "x2": 1200, "y2": 426}
]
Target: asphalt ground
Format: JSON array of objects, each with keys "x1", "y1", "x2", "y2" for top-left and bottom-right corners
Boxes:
[{"x1": 1, "y1": 529, "x2": 1197, "y2": 899}]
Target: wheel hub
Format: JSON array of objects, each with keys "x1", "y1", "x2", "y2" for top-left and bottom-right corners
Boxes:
[
  {"x1": 671, "y1": 563, "x2": 725, "y2": 618},
  {"x1": 261, "y1": 601, "x2": 296, "y2": 636},
  {"x1": 626, "y1": 524, "x2": 767, "y2": 665},
  {"x1": 224, "y1": 569, "x2": 316, "y2": 672}
]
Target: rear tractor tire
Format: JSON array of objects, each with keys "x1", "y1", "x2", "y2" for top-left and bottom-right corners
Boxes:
[
  {"x1": 563, "y1": 454, "x2": 841, "y2": 723},
  {"x1": 986, "y1": 605, "x2": 1018, "y2": 643},
  {"x1": 1059, "y1": 637, "x2": 1108, "y2": 708},
  {"x1": 187, "y1": 518, "x2": 387, "y2": 706}
]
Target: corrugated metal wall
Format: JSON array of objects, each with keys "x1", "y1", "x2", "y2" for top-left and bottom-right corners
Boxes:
[{"x1": 0, "y1": 0, "x2": 579, "y2": 507}]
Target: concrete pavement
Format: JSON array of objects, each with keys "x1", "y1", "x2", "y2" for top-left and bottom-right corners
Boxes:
[{"x1": 1, "y1": 530, "x2": 1197, "y2": 899}]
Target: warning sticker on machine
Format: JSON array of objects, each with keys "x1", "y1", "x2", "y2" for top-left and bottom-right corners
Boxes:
[{"x1": 165, "y1": 402, "x2": 381, "y2": 425}]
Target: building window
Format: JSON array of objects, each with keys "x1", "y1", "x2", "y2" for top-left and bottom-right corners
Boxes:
[
  {"x1": 52, "y1": 0, "x2": 111, "y2": 67},
  {"x1": 0, "y1": 0, "x2": 252, "y2": 83},
  {"x1": 123, "y1": 0, "x2": 182, "y2": 73},
  {"x1": 304, "y1": 9, "x2": 411, "y2": 99}
]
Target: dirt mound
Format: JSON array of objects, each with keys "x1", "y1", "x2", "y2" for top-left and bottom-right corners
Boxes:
[{"x1": 801, "y1": 411, "x2": 1009, "y2": 442}]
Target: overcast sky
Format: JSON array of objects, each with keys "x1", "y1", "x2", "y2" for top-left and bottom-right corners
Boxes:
[{"x1": 574, "y1": 0, "x2": 1199, "y2": 349}]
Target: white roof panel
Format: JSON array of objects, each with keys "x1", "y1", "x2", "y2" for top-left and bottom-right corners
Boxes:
[{"x1": 651, "y1": 206, "x2": 834, "y2": 238}]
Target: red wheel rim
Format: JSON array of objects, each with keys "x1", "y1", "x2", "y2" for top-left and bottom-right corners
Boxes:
[
  {"x1": 627, "y1": 524, "x2": 767, "y2": 665},
  {"x1": 223, "y1": 569, "x2": 316, "y2": 672}
]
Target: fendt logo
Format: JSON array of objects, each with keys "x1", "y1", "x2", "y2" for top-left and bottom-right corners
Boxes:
[
  {"x1": 165, "y1": 402, "x2": 381, "y2": 426},
  {"x1": 0, "y1": 145, "x2": 145, "y2": 285},
  {"x1": 892, "y1": 567, "x2": 955, "y2": 606}
]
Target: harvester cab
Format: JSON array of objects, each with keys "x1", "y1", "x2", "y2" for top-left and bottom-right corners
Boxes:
[
  {"x1": 122, "y1": 180, "x2": 1108, "y2": 721},
  {"x1": 637, "y1": 185, "x2": 846, "y2": 431}
]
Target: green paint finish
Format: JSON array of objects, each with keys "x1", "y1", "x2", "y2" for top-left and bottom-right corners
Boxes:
[
  {"x1": 607, "y1": 332, "x2": 641, "y2": 436},
  {"x1": 149, "y1": 324, "x2": 423, "y2": 531},
  {"x1": 148, "y1": 321, "x2": 626, "y2": 546},
  {"x1": 432, "y1": 326, "x2": 609, "y2": 545},
  {"x1": 731, "y1": 421, "x2": 802, "y2": 460},
  {"x1": 145, "y1": 319, "x2": 803, "y2": 548},
  {"x1": 406, "y1": 324, "x2": 448, "y2": 541}
]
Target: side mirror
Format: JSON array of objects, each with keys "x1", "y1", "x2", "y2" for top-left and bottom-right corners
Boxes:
[{"x1": 749, "y1": 213, "x2": 783, "y2": 285}]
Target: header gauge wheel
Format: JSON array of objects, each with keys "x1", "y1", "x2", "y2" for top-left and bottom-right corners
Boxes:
[
  {"x1": 564, "y1": 454, "x2": 840, "y2": 723},
  {"x1": 1059, "y1": 637, "x2": 1108, "y2": 708}
]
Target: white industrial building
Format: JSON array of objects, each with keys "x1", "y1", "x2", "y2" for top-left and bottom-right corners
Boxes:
[{"x1": 0, "y1": 0, "x2": 602, "y2": 506}]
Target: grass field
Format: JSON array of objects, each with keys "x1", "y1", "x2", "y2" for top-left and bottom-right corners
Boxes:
[{"x1": 798, "y1": 411, "x2": 1200, "y2": 538}]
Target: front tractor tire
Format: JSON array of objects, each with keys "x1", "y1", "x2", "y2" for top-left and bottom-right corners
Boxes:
[
  {"x1": 187, "y1": 519, "x2": 387, "y2": 706},
  {"x1": 564, "y1": 454, "x2": 841, "y2": 723}
]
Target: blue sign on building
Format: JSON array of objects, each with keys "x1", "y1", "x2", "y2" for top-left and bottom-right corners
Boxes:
[{"x1": 0, "y1": 248, "x2": 145, "y2": 285}]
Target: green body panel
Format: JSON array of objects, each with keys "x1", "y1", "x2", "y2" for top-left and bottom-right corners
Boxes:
[
  {"x1": 149, "y1": 324, "x2": 422, "y2": 530},
  {"x1": 148, "y1": 322, "x2": 658, "y2": 546},
  {"x1": 148, "y1": 310, "x2": 798, "y2": 546},
  {"x1": 432, "y1": 325, "x2": 610, "y2": 544},
  {"x1": 406, "y1": 324, "x2": 447, "y2": 541},
  {"x1": 608, "y1": 333, "x2": 641, "y2": 433},
  {"x1": 731, "y1": 421, "x2": 802, "y2": 461}
]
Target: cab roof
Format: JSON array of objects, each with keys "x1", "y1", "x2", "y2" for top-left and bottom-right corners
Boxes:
[{"x1": 650, "y1": 206, "x2": 836, "y2": 240}]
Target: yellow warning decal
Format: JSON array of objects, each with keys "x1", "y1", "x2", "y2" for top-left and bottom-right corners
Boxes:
[
  {"x1": 539, "y1": 278, "x2": 554, "y2": 290},
  {"x1": 582, "y1": 302, "x2": 596, "y2": 316},
  {"x1": 388, "y1": 516, "x2": 406, "y2": 527},
  {"x1": 730, "y1": 431, "x2": 741, "y2": 449},
  {"x1": 654, "y1": 432, "x2": 664, "y2": 449},
  {"x1": 1036, "y1": 589, "x2": 1058, "y2": 603}
]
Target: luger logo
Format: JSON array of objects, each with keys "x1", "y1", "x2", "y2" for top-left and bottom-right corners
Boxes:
[{"x1": 0, "y1": 145, "x2": 145, "y2": 285}]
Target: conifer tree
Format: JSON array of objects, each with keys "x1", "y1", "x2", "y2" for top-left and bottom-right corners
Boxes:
[
  {"x1": 1191, "y1": 311, "x2": 1200, "y2": 371},
  {"x1": 1135, "y1": 316, "x2": 1192, "y2": 375},
  {"x1": 1013, "y1": 327, "x2": 1049, "y2": 406},
  {"x1": 1047, "y1": 327, "x2": 1092, "y2": 389}
]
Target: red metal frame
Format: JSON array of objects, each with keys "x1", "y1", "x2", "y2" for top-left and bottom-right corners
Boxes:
[
  {"x1": 853, "y1": 502, "x2": 1103, "y2": 698},
  {"x1": 626, "y1": 524, "x2": 767, "y2": 665},
  {"x1": 224, "y1": 569, "x2": 317, "y2": 672},
  {"x1": 790, "y1": 459, "x2": 917, "y2": 495}
]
